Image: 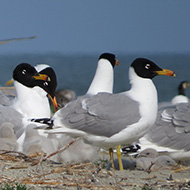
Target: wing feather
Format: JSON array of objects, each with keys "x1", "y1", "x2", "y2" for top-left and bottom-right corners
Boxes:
[{"x1": 57, "y1": 92, "x2": 141, "y2": 137}]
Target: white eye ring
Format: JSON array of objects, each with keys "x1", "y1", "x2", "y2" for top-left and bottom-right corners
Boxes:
[
  {"x1": 44, "y1": 82, "x2": 48, "y2": 86},
  {"x1": 22, "y1": 69, "x2": 27, "y2": 74},
  {"x1": 145, "y1": 64, "x2": 150, "y2": 69}
]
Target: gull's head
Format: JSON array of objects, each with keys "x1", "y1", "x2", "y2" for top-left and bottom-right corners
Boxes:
[
  {"x1": 131, "y1": 58, "x2": 175, "y2": 79},
  {"x1": 7, "y1": 63, "x2": 58, "y2": 111},
  {"x1": 36, "y1": 66, "x2": 58, "y2": 111},
  {"x1": 99, "y1": 53, "x2": 119, "y2": 68},
  {"x1": 12, "y1": 63, "x2": 50, "y2": 87}
]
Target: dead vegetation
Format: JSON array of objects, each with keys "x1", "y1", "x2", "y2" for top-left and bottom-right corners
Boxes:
[{"x1": 0, "y1": 150, "x2": 190, "y2": 190}]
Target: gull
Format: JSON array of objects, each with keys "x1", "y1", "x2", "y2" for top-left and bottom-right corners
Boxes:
[
  {"x1": 23, "y1": 124, "x2": 58, "y2": 161},
  {"x1": 55, "y1": 89, "x2": 76, "y2": 108},
  {"x1": 0, "y1": 122, "x2": 19, "y2": 151},
  {"x1": 106, "y1": 155, "x2": 177, "y2": 171},
  {"x1": 138, "y1": 101, "x2": 190, "y2": 161},
  {"x1": 125, "y1": 81, "x2": 190, "y2": 161},
  {"x1": 136, "y1": 155, "x2": 177, "y2": 171},
  {"x1": 0, "y1": 63, "x2": 57, "y2": 150},
  {"x1": 158, "y1": 80, "x2": 190, "y2": 110},
  {"x1": 136, "y1": 148, "x2": 159, "y2": 158},
  {"x1": 171, "y1": 80, "x2": 190, "y2": 105},
  {"x1": 44, "y1": 58, "x2": 175, "y2": 170},
  {"x1": 56, "y1": 53, "x2": 119, "y2": 164}
]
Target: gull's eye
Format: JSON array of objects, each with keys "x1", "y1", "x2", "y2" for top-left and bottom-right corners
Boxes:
[
  {"x1": 22, "y1": 69, "x2": 27, "y2": 75},
  {"x1": 44, "y1": 82, "x2": 48, "y2": 86},
  {"x1": 145, "y1": 64, "x2": 151, "y2": 70}
]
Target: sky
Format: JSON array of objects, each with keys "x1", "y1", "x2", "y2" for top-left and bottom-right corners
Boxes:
[{"x1": 0, "y1": 0, "x2": 190, "y2": 55}]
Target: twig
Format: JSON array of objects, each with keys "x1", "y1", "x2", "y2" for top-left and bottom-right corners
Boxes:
[
  {"x1": 0, "y1": 150, "x2": 35, "y2": 162},
  {"x1": 42, "y1": 138, "x2": 79, "y2": 162},
  {"x1": 0, "y1": 87, "x2": 15, "y2": 90}
]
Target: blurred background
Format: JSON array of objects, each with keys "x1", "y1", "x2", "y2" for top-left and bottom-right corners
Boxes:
[{"x1": 0, "y1": 0, "x2": 190, "y2": 102}]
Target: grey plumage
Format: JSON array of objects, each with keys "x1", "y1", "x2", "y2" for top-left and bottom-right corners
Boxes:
[
  {"x1": 106, "y1": 158, "x2": 136, "y2": 170},
  {"x1": 143, "y1": 102, "x2": 190, "y2": 151},
  {"x1": 58, "y1": 92, "x2": 140, "y2": 138},
  {"x1": 23, "y1": 125, "x2": 58, "y2": 161},
  {"x1": 0, "y1": 105, "x2": 23, "y2": 138},
  {"x1": 0, "y1": 91, "x2": 14, "y2": 106},
  {"x1": 0, "y1": 122, "x2": 18, "y2": 151},
  {"x1": 136, "y1": 148, "x2": 158, "y2": 158},
  {"x1": 136, "y1": 155, "x2": 177, "y2": 170}
]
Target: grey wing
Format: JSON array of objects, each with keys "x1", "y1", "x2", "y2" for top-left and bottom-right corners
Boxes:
[
  {"x1": 145, "y1": 102, "x2": 190, "y2": 151},
  {"x1": 58, "y1": 92, "x2": 141, "y2": 137},
  {"x1": 0, "y1": 105, "x2": 24, "y2": 138}
]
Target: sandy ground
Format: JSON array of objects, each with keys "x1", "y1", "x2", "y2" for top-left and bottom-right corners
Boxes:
[
  {"x1": 0, "y1": 89, "x2": 190, "y2": 189},
  {"x1": 0, "y1": 150, "x2": 190, "y2": 190}
]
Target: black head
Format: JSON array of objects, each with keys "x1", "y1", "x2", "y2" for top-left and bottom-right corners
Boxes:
[
  {"x1": 36, "y1": 67, "x2": 57, "y2": 99},
  {"x1": 35, "y1": 66, "x2": 58, "y2": 111},
  {"x1": 99, "y1": 53, "x2": 119, "y2": 68},
  {"x1": 178, "y1": 80, "x2": 190, "y2": 95},
  {"x1": 131, "y1": 58, "x2": 163, "y2": 79},
  {"x1": 13, "y1": 63, "x2": 45, "y2": 87},
  {"x1": 131, "y1": 58, "x2": 175, "y2": 79}
]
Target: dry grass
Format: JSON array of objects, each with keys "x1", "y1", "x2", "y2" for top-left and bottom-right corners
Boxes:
[{"x1": 0, "y1": 150, "x2": 190, "y2": 190}]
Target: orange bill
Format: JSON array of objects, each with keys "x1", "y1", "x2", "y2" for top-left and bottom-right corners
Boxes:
[
  {"x1": 155, "y1": 69, "x2": 175, "y2": 76},
  {"x1": 33, "y1": 74, "x2": 51, "y2": 81},
  {"x1": 48, "y1": 94, "x2": 58, "y2": 112}
]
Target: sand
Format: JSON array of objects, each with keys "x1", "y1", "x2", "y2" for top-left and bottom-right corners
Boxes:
[{"x1": 0, "y1": 150, "x2": 190, "y2": 190}]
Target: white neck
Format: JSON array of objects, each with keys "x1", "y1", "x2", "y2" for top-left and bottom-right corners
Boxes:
[
  {"x1": 86, "y1": 59, "x2": 114, "y2": 95},
  {"x1": 11, "y1": 81, "x2": 51, "y2": 118},
  {"x1": 126, "y1": 67, "x2": 158, "y2": 121}
]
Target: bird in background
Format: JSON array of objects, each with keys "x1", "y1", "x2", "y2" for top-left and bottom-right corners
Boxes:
[
  {"x1": 55, "y1": 53, "x2": 119, "y2": 164},
  {"x1": 171, "y1": 80, "x2": 190, "y2": 105},
  {"x1": 0, "y1": 122, "x2": 19, "y2": 151}
]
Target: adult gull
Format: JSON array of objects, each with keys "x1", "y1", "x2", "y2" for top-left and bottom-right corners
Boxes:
[
  {"x1": 138, "y1": 101, "x2": 190, "y2": 161},
  {"x1": 55, "y1": 53, "x2": 119, "y2": 164},
  {"x1": 0, "y1": 63, "x2": 57, "y2": 150},
  {"x1": 44, "y1": 58, "x2": 175, "y2": 169}
]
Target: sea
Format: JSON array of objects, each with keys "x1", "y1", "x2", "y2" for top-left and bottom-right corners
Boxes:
[{"x1": 0, "y1": 52, "x2": 189, "y2": 103}]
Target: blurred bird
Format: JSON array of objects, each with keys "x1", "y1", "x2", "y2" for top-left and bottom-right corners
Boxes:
[
  {"x1": 0, "y1": 122, "x2": 19, "y2": 151},
  {"x1": 23, "y1": 124, "x2": 58, "y2": 161},
  {"x1": 135, "y1": 148, "x2": 158, "y2": 158},
  {"x1": 171, "y1": 80, "x2": 190, "y2": 105},
  {"x1": 136, "y1": 155, "x2": 177, "y2": 171},
  {"x1": 55, "y1": 89, "x2": 76, "y2": 108},
  {"x1": 0, "y1": 36, "x2": 37, "y2": 45}
]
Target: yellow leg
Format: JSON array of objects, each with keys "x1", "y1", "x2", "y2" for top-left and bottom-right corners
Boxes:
[
  {"x1": 109, "y1": 148, "x2": 115, "y2": 169},
  {"x1": 117, "y1": 145, "x2": 123, "y2": 171}
]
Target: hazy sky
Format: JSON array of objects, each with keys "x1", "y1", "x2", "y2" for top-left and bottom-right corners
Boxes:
[{"x1": 0, "y1": 0, "x2": 190, "y2": 54}]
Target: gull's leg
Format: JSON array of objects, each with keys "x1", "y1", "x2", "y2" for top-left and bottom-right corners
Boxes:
[
  {"x1": 109, "y1": 148, "x2": 115, "y2": 169},
  {"x1": 117, "y1": 145, "x2": 123, "y2": 170}
]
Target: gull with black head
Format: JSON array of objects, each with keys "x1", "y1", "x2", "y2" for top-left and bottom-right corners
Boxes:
[
  {"x1": 54, "y1": 52, "x2": 119, "y2": 164},
  {"x1": 44, "y1": 58, "x2": 175, "y2": 170},
  {"x1": 0, "y1": 63, "x2": 57, "y2": 150}
]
